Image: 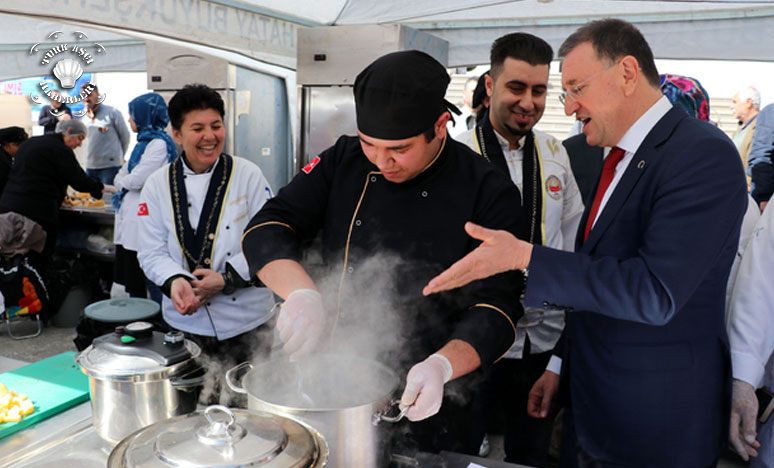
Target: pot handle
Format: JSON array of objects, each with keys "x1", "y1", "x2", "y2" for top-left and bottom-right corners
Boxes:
[
  {"x1": 225, "y1": 361, "x2": 253, "y2": 394},
  {"x1": 373, "y1": 399, "x2": 409, "y2": 425},
  {"x1": 170, "y1": 367, "x2": 205, "y2": 390}
]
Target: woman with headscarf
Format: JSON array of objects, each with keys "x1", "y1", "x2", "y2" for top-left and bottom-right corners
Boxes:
[
  {"x1": 659, "y1": 73, "x2": 711, "y2": 122},
  {"x1": 112, "y1": 93, "x2": 178, "y2": 302}
]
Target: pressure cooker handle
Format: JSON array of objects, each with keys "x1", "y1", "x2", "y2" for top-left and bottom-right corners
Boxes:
[
  {"x1": 373, "y1": 399, "x2": 410, "y2": 424},
  {"x1": 170, "y1": 367, "x2": 205, "y2": 390},
  {"x1": 225, "y1": 361, "x2": 253, "y2": 394}
]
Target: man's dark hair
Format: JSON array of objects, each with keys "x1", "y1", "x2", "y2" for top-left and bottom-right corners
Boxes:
[
  {"x1": 558, "y1": 18, "x2": 660, "y2": 88},
  {"x1": 490, "y1": 33, "x2": 553, "y2": 80},
  {"x1": 168, "y1": 84, "x2": 225, "y2": 130}
]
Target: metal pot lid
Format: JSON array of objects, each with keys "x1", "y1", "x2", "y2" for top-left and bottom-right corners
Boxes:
[
  {"x1": 108, "y1": 405, "x2": 328, "y2": 468},
  {"x1": 84, "y1": 298, "x2": 160, "y2": 323},
  {"x1": 77, "y1": 325, "x2": 200, "y2": 378}
]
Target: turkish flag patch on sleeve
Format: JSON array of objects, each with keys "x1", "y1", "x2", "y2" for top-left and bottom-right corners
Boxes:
[
  {"x1": 302, "y1": 156, "x2": 321, "y2": 174},
  {"x1": 138, "y1": 203, "x2": 149, "y2": 216}
]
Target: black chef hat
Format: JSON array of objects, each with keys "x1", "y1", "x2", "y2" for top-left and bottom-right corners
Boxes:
[
  {"x1": 354, "y1": 50, "x2": 460, "y2": 140},
  {"x1": 0, "y1": 126, "x2": 28, "y2": 145}
]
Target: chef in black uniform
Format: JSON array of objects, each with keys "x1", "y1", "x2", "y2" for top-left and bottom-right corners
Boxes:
[{"x1": 242, "y1": 50, "x2": 524, "y2": 454}]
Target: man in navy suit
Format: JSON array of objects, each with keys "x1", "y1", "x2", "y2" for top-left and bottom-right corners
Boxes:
[{"x1": 423, "y1": 18, "x2": 747, "y2": 467}]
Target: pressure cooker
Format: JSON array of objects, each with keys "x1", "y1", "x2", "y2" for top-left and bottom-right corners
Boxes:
[{"x1": 76, "y1": 321, "x2": 203, "y2": 444}]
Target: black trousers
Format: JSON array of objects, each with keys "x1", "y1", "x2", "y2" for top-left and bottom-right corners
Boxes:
[
  {"x1": 114, "y1": 245, "x2": 148, "y2": 297},
  {"x1": 469, "y1": 336, "x2": 555, "y2": 467}
]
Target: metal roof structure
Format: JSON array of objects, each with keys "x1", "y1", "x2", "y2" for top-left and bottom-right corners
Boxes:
[{"x1": 1, "y1": 0, "x2": 774, "y2": 80}]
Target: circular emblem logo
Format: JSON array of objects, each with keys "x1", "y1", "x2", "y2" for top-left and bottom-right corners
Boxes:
[
  {"x1": 28, "y1": 31, "x2": 107, "y2": 117},
  {"x1": 546, "y1": 175, "x2": 563, "y2": 200}
]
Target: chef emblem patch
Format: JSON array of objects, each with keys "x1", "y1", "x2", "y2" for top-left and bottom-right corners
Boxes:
[
  {"x1": 545, "y1": 175, "x2": 562, "y2": 200},
  {"x1": 302, "y1": 155, "x2": 321, "y2": 174},
  {"x1": 137, "y1": 203, "x2": 149, "y2": 216}
]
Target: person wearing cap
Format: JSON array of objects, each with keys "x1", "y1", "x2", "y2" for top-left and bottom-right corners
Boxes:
[
  {"x1": 0, "y1": 119, "x2": 107, "y2": 262},
  {"x1": 0, "y1": 126, "x2": 28, "y2": 194},
  {"x1": 242, "y1": 50, "x2": 524, "y2": 453}
]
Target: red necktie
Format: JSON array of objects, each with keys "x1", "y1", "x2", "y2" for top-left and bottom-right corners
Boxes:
[{"x1": 584, "y1": 146, "x2": 626, "y2": 241}]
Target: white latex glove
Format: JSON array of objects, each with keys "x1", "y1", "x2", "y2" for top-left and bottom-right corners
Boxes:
[
  {"x1": 729, "y1": 379, "x2": 761, "y2": 460},
  {"x1": 399, "y1": 354, "x2": 453, "y2": 421},
  {"x1": 277, "y1": 289, "x2": 325, "y2": 358}
]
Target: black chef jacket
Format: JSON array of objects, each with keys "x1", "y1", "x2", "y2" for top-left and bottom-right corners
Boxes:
[{"x1": 243, "y1": 134, "x2": 524, "y2": 369}]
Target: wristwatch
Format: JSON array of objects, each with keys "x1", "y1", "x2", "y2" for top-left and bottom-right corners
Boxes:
[{"x1": 221, "y1": 270, "x2": 236, "y2": 295}]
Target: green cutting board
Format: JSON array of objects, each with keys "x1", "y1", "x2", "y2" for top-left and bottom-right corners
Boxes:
[{"x1": 0, "y1": 351, "x2": 90, "y2": 439}]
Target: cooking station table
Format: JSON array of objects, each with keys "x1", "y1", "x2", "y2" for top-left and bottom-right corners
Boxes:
[
  {"x1": 0, "y1": 404, "x2": 534, "y2": 468},
  {"x1": 0, "y1": 356, "x2": 111, "y2": 468},
  {"x1": 0, "y1": 354, "x2": 532, "y2": 468},
  {"x1": 0, "y1": 400, "x2": 109, "y2": 468}
]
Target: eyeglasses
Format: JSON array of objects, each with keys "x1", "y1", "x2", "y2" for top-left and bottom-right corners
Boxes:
[{"x1": 558, "y1": 64, "x2": 616, "y2": 105}]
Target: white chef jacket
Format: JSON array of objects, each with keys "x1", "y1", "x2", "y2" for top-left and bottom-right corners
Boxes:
[
  {"x1": 137, "y1": 155, "x2": 275, "y2": 339},
  {"x1": 113, "y1": 139, "x2": 169, "y2": 251},
  {"x1": 725, "y1": 195, "x2": 761, "y2": 319},
  {"x1": 729, "y1": 204, "x2": 774, "y2": 391},
  {"x1": 729, "y1": 203, "x2": 774, "y2": 468},
  {"x1": 457, "y1": 127, "x2": 585, "y2": 357}
]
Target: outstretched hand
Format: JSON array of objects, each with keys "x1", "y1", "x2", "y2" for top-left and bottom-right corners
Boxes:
[{"x1": 422, "y1": 222, "x2": 532, "y2": 295}]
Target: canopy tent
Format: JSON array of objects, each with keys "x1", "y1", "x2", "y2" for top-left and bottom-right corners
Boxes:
[
  {"x1": 1, "y1": 0, "x2": 774, "y2": 80},
  {"x1": 275, "y1": 0, "x2": 774, "y2": 65}
]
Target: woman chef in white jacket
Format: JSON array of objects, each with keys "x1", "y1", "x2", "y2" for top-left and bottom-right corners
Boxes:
[{"x1": 137, "y1": 84, "x2": 275, "y2": 402}]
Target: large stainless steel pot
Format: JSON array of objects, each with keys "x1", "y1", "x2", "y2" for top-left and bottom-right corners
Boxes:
[
  {"x1": 76, "y1": 321, "x2": 203, "y2": 445},
  {"x1": 226, "y1": 353, "x2": 405, "y2": 468},
  {"x1": 108, "y1": 405, "x2": 328, "y2": 468}
]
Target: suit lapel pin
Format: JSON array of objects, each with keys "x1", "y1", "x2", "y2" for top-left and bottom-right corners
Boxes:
[{"x1": 637, "y1": 160, "x2": 646, "y2": 169}]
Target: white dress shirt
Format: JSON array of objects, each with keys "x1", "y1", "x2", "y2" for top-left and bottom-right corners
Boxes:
[{"x1": 590, "y1": 95, "x2": 673, "y2": 228}]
